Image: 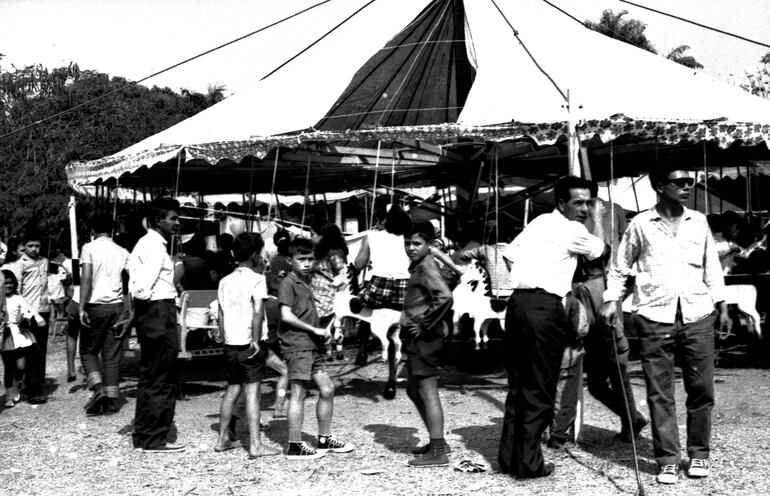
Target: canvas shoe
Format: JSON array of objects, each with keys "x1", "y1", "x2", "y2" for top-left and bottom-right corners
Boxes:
[
  {"x1": 142, "y1": 443, "x2": 186, "y2": 453},
  {"x1": 286, "y1": 441, "x2": 325, "y2": 460},
  {"x1": 686, "y1": 458, "x2": 709, "y2": 478},
  {"x1": 411, "y1": 443, "x2": 452, "y2": 456},
  {"x1": 316, "y1": 435, "x2": 354, "y2": 453},
  {"x1": 408, "y1": 446, "x2": 449, "y2": 468},
  {"x1": 656, "y1": 464, "x2": 679, "y2": 484}
]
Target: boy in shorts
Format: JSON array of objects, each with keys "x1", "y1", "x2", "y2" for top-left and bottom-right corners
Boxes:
[
  {"x1": 279, "y1": 237, "x2": 353, "y2": 460},
  {"x1": 214, "y1": 233, "x2": 279, "y2": 459},
  {"x1": 401, "y1": 221, "x2": 454, "y2": 467}
]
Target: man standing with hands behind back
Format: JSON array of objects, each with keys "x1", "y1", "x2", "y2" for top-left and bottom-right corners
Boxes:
[
  {"x1": 129, "y1": 197, "x2": 185, "y2": 453},
  {"x1": 601, "y1": 163, "x2": 730, "y2": 485}
]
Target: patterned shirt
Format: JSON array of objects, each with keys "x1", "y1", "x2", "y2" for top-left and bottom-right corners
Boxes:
[
  {"x1": 217, "y1": 267, "x2": 267, "y2": 346},
  {"x1": 310, "y1": 250, "x2": 347, "y2": 318},
  {"x1": 604, "y1": 207, "x2": 725, "y2": 324}
]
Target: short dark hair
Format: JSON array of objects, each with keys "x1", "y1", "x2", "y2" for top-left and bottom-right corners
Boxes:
[
  {"x1": 146, "y1": 197, "x2": 180, "y2": 228},
  {"x1": 289, "y1": 237, "x2": 315, "y2": 257},
  {"x1": 385, "y1": 204, "x2": 411, "y2": 236},
  {"x1": 721, "y1": 210, "x2": 741, "y2": 227},
  {"x1": 89, "y1": 212, "x2": 115, "y2": 234},
  {"x1": 406, "y1": 220, "x2": 436, "y2": 242},
  {"x1": 315, "y1": 223, "x2": 348, "y2": 259},
  {"x1": 554, "y1": 175, "x2": 595, "y2": 205},
  {"x1": 232, "y1": 232, "x2": 264, "y2": 262},
  {"x1": 649, "y1": 161, "x2": 689, "y2": 189},
  {"x1": 2, "y1": 269, "x2": 18, "y2": 294},
  {"x1": 22, "y1": 231, "x2": 42, "y2": 244}
]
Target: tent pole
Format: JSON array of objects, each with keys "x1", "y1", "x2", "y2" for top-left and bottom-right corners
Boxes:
[
  {"x1": 269, "y1": 146, "x2": 280, "y2": 221},
  {"x1": 68, "y1": 196, "x2": 80, "y2": 286},
  {"x1": 567, "y1": 90, "x2": 580, "y2": 177},
  {"x1": 702, "y1": 142, "x2": 709, "y2": 214},
  {"x1": 246, "y1": 156, "x2": 256, "y2": 232},
  {"x1": 523, "y1": 198, "x2": 530, "y2": 226},
  {"x1": 390, "y1": 146, "x2": 396, "y2": 205},
  {"x1": 173, "y1": 149, "x2": 184, "y2": 198},
  {"x1": 368, "y1": 140, "x2": 382, "y2": 231},
  {"x1": 300, "y1": 154, "x2": 311, "y2": 230}
]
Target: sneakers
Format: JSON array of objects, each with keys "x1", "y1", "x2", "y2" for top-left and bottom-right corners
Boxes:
[
  {"x1": 614, "y1": 415, "x2": 649, "y2": 443},
  {"x1": 408, "y1": 446, "x2": 449, "y2": 468},
  {"x1": 411, "y1": 443, "x2": 452, "y2": 456},
  {"x1": 657, "y1": 464, "x2": 679, "y2": 484},
  {"x1": 286, "y1": 441, "x2": 325, "y2": 460},
  {"x1": 316, "y1": 435, "x2": 354, "y2": 453},
  {"x1": 686, "y1": 458, "x2": 709, "y2": 478}
]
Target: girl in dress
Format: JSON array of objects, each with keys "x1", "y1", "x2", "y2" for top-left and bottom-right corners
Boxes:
[
  {"x1": 2, "y1": 270, "x2": 44, "y2": 407},
  {"x1": 310, "y1": 223, "x2": 349, "y2": 360}
]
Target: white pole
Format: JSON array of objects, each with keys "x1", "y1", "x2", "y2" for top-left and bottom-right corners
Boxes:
[
  {"x1": 567, "y1": 89, "x2": 581, "y2": 177},
  {"x1": 68, "y1": 196, "x2": 80, "y2": 285}
]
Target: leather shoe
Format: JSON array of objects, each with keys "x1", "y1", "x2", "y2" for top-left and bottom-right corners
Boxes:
[{"x1": 517, "y1": 462, "x2": 555, "y2": 479}]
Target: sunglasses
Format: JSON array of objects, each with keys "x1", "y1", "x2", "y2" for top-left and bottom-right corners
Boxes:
[{"x1": 668, "y1": 177, "x2": 695, "y2": 188}]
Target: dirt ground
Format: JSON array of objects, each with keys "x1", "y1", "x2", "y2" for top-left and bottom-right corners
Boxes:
[{"x1": 1, "y1": 336, "x2": 769, "y2": 496}]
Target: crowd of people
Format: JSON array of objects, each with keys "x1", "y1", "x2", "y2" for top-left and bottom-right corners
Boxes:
[{"x1": 0, "y1": 162, "x2": 764, "y2": 485}]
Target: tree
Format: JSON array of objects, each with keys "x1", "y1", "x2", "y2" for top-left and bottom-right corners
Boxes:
[
  {"x1": 742, "y1": 53, "x2": 770, "y2": 99},
  {"x1": 665, "y1": 45, "x2": 704, "y2": 69},
  {"x1": 0, "y1": 62, "x2": 221, "y2": 242},
  {"x1": 585, "y1": 9, "x2": 657, "y2": 54}
]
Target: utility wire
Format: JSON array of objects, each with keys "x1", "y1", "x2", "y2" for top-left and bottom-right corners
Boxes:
[
  {"x1": 489, "y1": 0, "x2": 567, "y2": 101},
  {"x1": 619, "y1": 0, "x2": 770, "y2": 50},
  {"x1": 0, "y1": 0, "x2": 334, "y2": 142},
  {"x1": 260, "y1": 0, "x2": 380, "y2": 81}
]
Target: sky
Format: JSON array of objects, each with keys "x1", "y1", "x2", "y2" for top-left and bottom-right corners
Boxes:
[{"x1": 1, "y1": 0, "x2": 768, "y2": 95}]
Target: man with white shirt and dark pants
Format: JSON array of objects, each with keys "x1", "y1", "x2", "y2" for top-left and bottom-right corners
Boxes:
[
  {"x1": 78, "y1": 213, "x2": 130, "y2": 416},
  {"x1": 498, "y1": 176, "x2": 606, "y2": 479},
  {"x1": 601, "y1": 163, "x2": 730, "y2": 485},
  {"x1": 129, "y1": 197, "x2": 184, "y2": 453}
]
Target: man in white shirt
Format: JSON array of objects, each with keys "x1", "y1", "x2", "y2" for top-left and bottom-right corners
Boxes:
[
  {"x1": 128, "y1": 197, "x2": 184, "y2": 453},
  {"x1": 601, "y1": 163, "x2": 730, "y2": 485},
  {"x1": 78, "y1": 213, "x2": 130, "y2": 416},
  {"x1": 497, "y1": 176, "x2": 606, "y2": 479}
]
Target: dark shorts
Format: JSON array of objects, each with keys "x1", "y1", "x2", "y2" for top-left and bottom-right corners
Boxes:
[
  {"x1": 404, "y1": 336, "x2": 443, "y2": 378},
  {"x1": 283, "y1": 350, "x2": 326, "y2": 382},
  {"x1": 225, "y1": 344, "x2": 267, "y2": 385},
  {"x1": 263, "y1": 339, "x2": 283, "y2": 359}
]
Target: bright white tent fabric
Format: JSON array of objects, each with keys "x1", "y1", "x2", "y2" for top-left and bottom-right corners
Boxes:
[{"x1": 67, "y1": 0, "x2": 770, "y2": 188}]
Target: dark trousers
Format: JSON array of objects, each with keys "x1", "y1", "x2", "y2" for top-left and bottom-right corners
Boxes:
[
  {"x1": 80, "y1": 303, "x2": 125, "y2": 397},
  {"x1": 24, "y1": 312, "x2": 50, "y2": 396},
  {"x1": 498, "y1": 290, "x2": 568, "y2": 477},
  {"x1": 584, "y1": 319, "x2": 641, "y2": 433},
  {"x1": 637, "y1": 311, "x2": 715, "y2": 465},
  {"x1": 132, "y1": 299, "x2": 179, "y2": 449}
]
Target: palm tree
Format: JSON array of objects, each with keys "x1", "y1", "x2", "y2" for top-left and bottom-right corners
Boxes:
[
  {"x1": 585, "y1": 9, "x2": 657, "y2": 54},
  {"x1": 205, "y1": 83, "x2": 226, "y2": 107},
  {"x1": 666, "y1": 45, "x2": 704, "y2": 69}
]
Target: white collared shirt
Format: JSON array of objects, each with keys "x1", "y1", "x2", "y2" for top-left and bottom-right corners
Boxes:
[
  {"x1": 503, "y1": 209, "x2": 605, "y2": 297},
  {"x1": 604, "y1": 207, "x2": 725, "y2": 324},
  {"x1": 217, "y1": 267, "x2": 267, "y2": 346},
  {"x1": 128, "y1": 229, "x2": 177, "y2": 301},
  {"x1": 5, "y1": 254, "x2": 49, "y2": 312}
]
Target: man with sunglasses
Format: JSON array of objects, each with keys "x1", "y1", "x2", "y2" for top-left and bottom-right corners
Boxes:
[{"x1": 601, "y1": 163, "x2": 730, "y2": 485}]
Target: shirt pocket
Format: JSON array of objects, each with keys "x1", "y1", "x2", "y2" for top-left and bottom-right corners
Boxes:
[{"x1": 681, "y1": 239, "x2": 704, "y2": 268}]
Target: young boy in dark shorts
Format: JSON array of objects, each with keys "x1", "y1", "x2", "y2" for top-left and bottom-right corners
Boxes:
[
  {"x1": 214, "y1": 233, "x2": 279, "y2": 459},
  {"x1": 279, "y1": 237, "x2": 354, "y2": 460},
  {"x1": 401, "y1": 221, "x2": 454, "y2": 467}
]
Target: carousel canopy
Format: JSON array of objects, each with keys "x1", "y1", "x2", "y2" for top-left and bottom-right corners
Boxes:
[{"x1": 66, "y1": 0, "x2": 770, "y2": 193}]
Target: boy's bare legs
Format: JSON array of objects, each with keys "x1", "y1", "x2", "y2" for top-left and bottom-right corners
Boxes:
[
  {"x1": 313, "y1": 371, "x2": 335, "y2": 436},
  {"x1": 66, "y1": 333, "x2": 78, "y2": 380},
  {"x1": 418, "y1": 376, "x2": 444, "y2": 439},
  {"x1": 406, "y1": 376, "x2": 429, "y2": 426},
  {"x1": 244, "y1": 381, "x2": 279, "y2": 457},
  {"x1": 215, "y1": 384, "x2": 242, "y2": 451},
  {"x1": 266, "y1": 350, "x2": 288, "y2": 417},
  {"x1": 288, "y1": 381, "x2": 306, "y2": 443}
]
